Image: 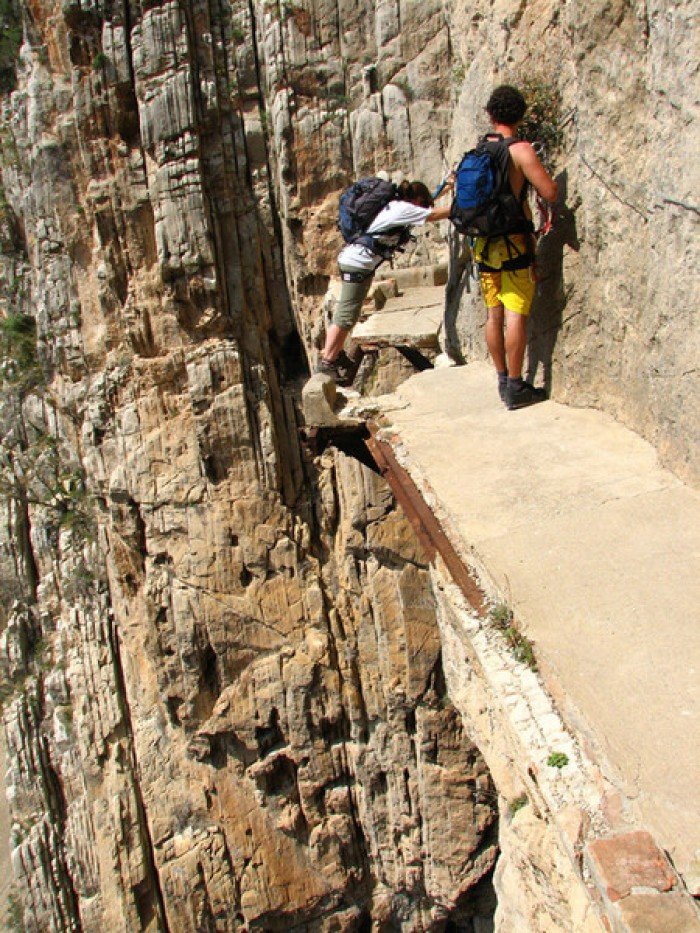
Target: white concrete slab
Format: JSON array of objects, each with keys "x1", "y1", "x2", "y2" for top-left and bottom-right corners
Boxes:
[
  {"x1": 378, "y1": 361, "x2": 700, "y2": 876},
  {"x1": 354, "y1": 285, "x2": 444, "y2": 348}
]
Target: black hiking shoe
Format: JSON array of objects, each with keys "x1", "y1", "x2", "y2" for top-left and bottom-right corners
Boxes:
[
  {"x1": 506, "y1": 381, "x2": 547, "y2": 411},
  {"x1": 315, "y1": 357, "x2": 353, "y2": 386},
  {"x1": 498, "y1": 381, "x2": 508, "y2": 405}
]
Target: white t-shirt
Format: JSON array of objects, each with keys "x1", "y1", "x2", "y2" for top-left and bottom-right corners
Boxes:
[{"x1": 338, "y1": 200, "x2": 432, "y2": 272}]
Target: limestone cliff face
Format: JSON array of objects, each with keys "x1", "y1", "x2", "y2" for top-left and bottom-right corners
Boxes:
[
  {"x1": 0, "y1": 0, "x2": 496, "y2": 929},
  {"x1": 0, "y1": 0, "x2": 696, "y2": 928}
]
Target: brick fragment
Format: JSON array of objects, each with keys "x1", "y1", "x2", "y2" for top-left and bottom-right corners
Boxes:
[{"x1": 586, "y1": 831, "x2": 676, "y2": 902}]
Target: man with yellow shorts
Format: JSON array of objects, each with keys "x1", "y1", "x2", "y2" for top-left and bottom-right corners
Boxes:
[{"x1": 475, "y1": 86, "x2": 558, "y2": 410}]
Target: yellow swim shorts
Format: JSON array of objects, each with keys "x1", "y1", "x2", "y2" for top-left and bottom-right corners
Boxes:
[{"x1": 475, "y1": 234, "x2": 535, "y2": 316}]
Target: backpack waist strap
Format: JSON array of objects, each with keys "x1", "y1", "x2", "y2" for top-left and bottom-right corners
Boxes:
[
  {"x1": 479, "y1": 252, "x2": 533, "y2": 273},
  {"x1": 477, "y1": 232, "x2": 534, "y2": 272}
]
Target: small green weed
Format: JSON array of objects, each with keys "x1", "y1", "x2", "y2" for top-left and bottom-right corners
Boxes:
[
  {"x1": 509, "y1": 793, "x2": 528, "y2": 815},
  {"x1": 452, "y1": 64, "x2": 465, "y2": 87},
  {"x1": 92, "y1": 51, "x2": 108, "y2": 71},
  {"x1": 488, "y1": 602, "x2": 537, "y2": 671},
  {"x1": 547, "y1": 751, "x2": 569, "y2": 769}
]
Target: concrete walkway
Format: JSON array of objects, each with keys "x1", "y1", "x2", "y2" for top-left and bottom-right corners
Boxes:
[{"x1": 373, "y1": 361, "x2": 700, "y2": 881}]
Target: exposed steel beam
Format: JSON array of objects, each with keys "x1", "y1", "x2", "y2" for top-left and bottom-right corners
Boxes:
[{"x1": 366, "y1": 424, "x2": 485, "y2": 615}]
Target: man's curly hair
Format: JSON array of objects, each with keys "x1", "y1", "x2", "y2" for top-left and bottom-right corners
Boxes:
[{"x1": 486, "y1": 85, "x2": 527, "y2": 125}]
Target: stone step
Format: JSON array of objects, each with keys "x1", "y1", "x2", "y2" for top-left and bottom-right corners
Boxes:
[{"x1": 354, "y1": 284, "x2": 445, "y2": 350}]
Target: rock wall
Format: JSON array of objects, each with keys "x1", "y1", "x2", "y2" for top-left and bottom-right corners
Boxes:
[
  {"x1": 445, "y1": 0, "x2": 699, "y2": 485},
  {"x1": 0, "y1": 0, "x2": 497, "y2": 928}
]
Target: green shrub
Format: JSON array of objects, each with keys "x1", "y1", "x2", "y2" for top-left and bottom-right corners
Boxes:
[
  {"x1": 5, "y1": 883, "x2": 25, "y2": 932},
  {"x1": 516, "y1": 76, "x2": 564, "y2": 162},
  {"x1": 0, "y1": 313, "x2": 37, "y2": 378}
]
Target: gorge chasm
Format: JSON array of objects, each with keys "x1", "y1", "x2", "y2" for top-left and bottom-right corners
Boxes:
[{"x1": 0, "y1": 0, "x2": 697, "y2": 928}]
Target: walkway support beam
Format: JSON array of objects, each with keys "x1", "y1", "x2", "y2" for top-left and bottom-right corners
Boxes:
[{"x1": 366, "y1": 423, "x2": 485, "y2": 615}]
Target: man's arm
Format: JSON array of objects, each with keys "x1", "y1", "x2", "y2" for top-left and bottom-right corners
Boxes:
[
  {"x1": 511, "y1": 141, "x2": 558, "y2": 203},
  {"x1": 426, "y1": 204, "x2": 452, "y2": 221},
  {"x1": 427, "y1": 175, "x2": 455, "y2": 221}
]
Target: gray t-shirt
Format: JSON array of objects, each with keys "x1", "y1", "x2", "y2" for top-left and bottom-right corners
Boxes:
[{"x1": 338, "y1": 200, "x2": 432, "y2": 272}]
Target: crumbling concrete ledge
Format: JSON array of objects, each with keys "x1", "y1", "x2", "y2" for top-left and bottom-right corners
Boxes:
[{"x1": 368, "y1": 362, "x2": 700, "y2": 931}]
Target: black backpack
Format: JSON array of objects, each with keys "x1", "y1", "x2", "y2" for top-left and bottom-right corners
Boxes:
[
  {"x1": 450, "y1": 135, "x2": 533, "y2": 240},
  {"x1": 338, "y1": 177, "x2": 412, "y2": 259}
]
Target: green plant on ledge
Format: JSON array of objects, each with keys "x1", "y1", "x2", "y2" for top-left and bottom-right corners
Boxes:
[
  {"x1": 488, "y1": 601, "x2": 537, "y2": 670},
  {"x1": 5, "y1": 883, "x2": 24, "y2": 932},
  {"x1": 0, "y1": 315, "x2": 97, "y2": 543},
  {"x1": 0, "y1": 0, "x2": 22, "y2": 94},
  {"x1": 547, "y1": 750, "x2": 569, "y2": 769},
  {"x1": 0, "y1": 313, "x2": 40, "y2": 387}
]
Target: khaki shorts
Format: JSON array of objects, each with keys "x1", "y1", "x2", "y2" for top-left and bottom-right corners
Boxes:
[
  {"x1": 332, "y1": 268, "x2": 375, "y2": 329},
  {"x1": 475, "y1": 234, "x2": 535, "y2": 317}
]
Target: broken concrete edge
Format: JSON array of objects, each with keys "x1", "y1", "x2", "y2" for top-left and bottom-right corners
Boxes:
[
  {"x1": 369, "y1": 424, "x2": 700, "y2": 931},
  {"x1": 434, "y1": 573, "x2": 611, "y2": 864},
  {"x1": 585, "y1": 833, "x2": 700, "y2": 930},
  {"x1": 435, "y1": 569, "x2": 700, "y2": 932}
]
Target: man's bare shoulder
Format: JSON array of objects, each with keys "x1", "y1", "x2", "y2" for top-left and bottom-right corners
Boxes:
[
  {"x1": 508, "y1": 139, "x2": 538, "y2": 163},
  {"x1": 509, "y1": 139, "x2": 558, "y2": 202}
]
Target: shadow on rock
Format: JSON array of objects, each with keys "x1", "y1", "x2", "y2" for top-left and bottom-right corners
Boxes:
[{"x1": 527, "y1": 170, "x2": 581, "y2": 392}]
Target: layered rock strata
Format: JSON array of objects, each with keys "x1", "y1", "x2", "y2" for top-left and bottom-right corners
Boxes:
[{"x1": 0, "y1": 0, "x2": 496, "y2": 928}]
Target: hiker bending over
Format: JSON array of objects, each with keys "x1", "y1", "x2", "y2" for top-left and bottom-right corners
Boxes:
[
  {"x1": 317, "y1": 179, "x2": 453, "y2": 383},
  {"x1": 466, "y1": 85, "x2": 557, "y2": 410}
]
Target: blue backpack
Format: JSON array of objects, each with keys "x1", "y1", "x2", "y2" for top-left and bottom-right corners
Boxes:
[{"x1": 450, "y1": 135, "x2": 532, "y2": 240}]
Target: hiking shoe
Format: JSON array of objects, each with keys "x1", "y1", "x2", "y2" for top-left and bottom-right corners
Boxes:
[
  {"x1": 506, "y1": 381, "x2": 547, "y2": 410},
  {"x1": 315, "y1": 358, "x2": 353, "y2": 386},
  {"x1": 498, "y1": 381, "x2": 508, "y2": 405}
]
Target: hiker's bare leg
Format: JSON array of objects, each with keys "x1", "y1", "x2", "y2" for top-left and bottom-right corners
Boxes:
[
  {"x1": 321, "y1": 324, "x2": 350, "y2": 362},
  {"x1": 505, "y1": 309, "x2": 527, "y2": 378},
  {"x1": 485, "y1": 304, "x2": 506, "y2": 373}
]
